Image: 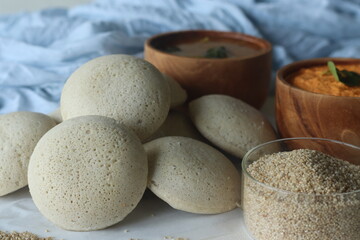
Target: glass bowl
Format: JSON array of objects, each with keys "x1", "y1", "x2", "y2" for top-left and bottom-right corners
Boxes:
[{"x1": 241, "y1": 137, "x2": 360, "y2": 240}]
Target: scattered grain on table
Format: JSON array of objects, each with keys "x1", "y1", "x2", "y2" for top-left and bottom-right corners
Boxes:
[
  {"x1": 164, "y1": 236, "x2": 189, "y2": 240},
  {"x1": 0, "y1": 231, "x2": 54, "y2": 240}
]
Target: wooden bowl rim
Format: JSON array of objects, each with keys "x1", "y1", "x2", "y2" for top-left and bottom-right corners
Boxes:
[
  {"x1": 276, "y1": 57, "x2": 360, "y2": 99},
  {"x1": 145, "y1": 30, "x2": 272, "y2": 62}
]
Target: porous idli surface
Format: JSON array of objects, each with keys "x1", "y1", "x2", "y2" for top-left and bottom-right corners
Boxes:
[
  {"x1": 28, "y1": 115, "x2": 148, "y2": 231},
  {"x1": 145, "y1": 110, "x2": 203, "y2": 142},
  {"x1": 60, "y1": 54, "x2": 170, "y2": 141},
  {"x1": 145, "y1": 136, "x2": 241, "y2": 214},
  {"x1": 0, "y1": 112, "x2": 56, "y2": 196},
  {"x1": 48, "y1": 107, "x2": 62, "y2": 124},
  {"x1": 189, "y1": 94, "x2": 277, "y2": 158},
  {"x1": 162, "y1": 73, "x2": 187, "y2": 108}
]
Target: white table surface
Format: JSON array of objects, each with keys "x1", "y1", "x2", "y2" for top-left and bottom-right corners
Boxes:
[{"x1": 0, "y1": 187, "x2": 253, "y2": 240}]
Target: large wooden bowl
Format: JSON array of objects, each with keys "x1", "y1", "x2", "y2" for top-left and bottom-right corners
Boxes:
[
  {"x1": 144, "y1": 30, "x2": 272, "y2": 109},
  {"x1": 276, "y1": 58, "x2": 360, "y2": 147}
]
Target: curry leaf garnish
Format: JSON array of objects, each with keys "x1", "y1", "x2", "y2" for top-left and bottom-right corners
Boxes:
[
  {"x1": 164, "y1": 46, "x2": 181, "y2": 53},
  {"x1": 327, "y1": 61, "x2": 360, "y2": 87},
  {"x1": 200, "y1": 37, "x2": 210, "y2": 43},
  {"x1": 204, "y1": 46, "x2": 228, "y2": 59}
]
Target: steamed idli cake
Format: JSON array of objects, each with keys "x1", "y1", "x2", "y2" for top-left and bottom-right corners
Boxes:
[
  {"x1": 0, "y1": 112, "x2": 56, "y2": 196},
  {"x1": 48, "y1": 107, "x2": 62, "y2": 124},
  {"x1": 145, "y1": 110, "x2": 203, "y2": 142},
  {"x1": 162, "y1": 73, "x2": 187, "y2": 108},
  {"x1": 28, "y1": 115, "x2": 148, "y2": 231},
  {"x1": 189, "y1": 94, "x2": 277, "y2": 158},
  {"x1": 145, "y1": 136, "x2": 241, "y2": 214},
  {"x1": 60, "y1": 54, "x2": 170, "y2": 141}
]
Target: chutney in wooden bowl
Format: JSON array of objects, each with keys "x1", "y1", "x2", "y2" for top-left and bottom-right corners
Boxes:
[{"x1": 276, "y1": 58, "x2": 360, "y2": 147}]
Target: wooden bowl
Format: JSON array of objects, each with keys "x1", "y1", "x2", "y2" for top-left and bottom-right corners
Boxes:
[
  {"x1": 144, "y1": 30, "x2": 272, "y2": 109},
  {"x1": 276, "y1": 58, "x2": 360, "y2": 147}
]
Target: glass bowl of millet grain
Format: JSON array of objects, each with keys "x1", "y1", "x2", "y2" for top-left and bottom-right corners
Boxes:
[{"x1": 241, "y1": 137, "x2": 360, "y2": 240}]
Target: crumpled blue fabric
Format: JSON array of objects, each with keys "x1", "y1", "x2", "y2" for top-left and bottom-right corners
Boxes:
[{"x1": 1, "y1": 0, "x2": 360, "y2": 114}]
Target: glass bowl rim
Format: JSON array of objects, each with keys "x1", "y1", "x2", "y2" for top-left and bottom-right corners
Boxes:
[{"x1": 242, "y1": 137, "x2": 360, "y2": 196}]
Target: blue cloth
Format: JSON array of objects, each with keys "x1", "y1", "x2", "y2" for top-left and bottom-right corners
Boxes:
[{"x1": 1, "y1": 0, "x2": 360, "y2": 114}]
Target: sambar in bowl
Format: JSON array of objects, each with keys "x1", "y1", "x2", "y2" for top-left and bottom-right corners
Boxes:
[{"x1": 144, "y1": 30, "x2": 272, "y2": 109}]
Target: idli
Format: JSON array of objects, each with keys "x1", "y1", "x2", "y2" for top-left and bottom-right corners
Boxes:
[
  {"x1": 28, "y1": 115, "x2": 148, "y2": 231},
  {"x1": 162, "y1": 73, "x2": 187, "y2": 108},
  {"x1": 145, "y1": 136, "x2": 241, "y2": 214},
  {"x1": 145, "y1": 110, "x2": 203, "y2": 142},
  {"x1": 60, "y1": 54, "x2": 170, "y2": 140},
  {"x1": 48, "y1": 107, "x2": 62, "y2": 124},
  {"x1": 0, "y1": 112, "x2": 56, "y2": 196},
  {"x1": 189, "y1": 94, "x2": 277, "y2": 158}
]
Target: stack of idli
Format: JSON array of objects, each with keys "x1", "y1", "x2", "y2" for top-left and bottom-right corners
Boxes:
[{"x1": 1, "y1": 53, "x2": 277, "y2": 232}]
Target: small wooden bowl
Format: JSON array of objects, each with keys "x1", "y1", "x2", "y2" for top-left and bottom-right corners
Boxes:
[
  {"x1": 144, "y1": 30, "x2": 272, "y2": 109},
  {"x1": 276, "y1": 58, "x2": 360, "y2": 147}
]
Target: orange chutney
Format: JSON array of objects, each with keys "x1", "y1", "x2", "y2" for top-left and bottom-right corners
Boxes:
[{"x1": 287, "y1": 64, "x2": 360, "y2": 97}]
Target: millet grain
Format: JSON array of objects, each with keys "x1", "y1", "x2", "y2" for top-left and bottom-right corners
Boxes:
[{"x1": 244, "y1": 149, "x2": 360, "y2": 240}]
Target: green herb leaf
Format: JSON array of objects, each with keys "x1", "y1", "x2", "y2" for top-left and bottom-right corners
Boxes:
[
  {"x1": 204, "y1": 46, "x2": 228, "y2": 59},
  {"x1": 200, "y1": 37, "x2": 210, "y2": 43},
  {"x1": 163, "y1": 46, "x2": 181, "y2": 53},
  {"x1": 327, "y1": 61, "x2": 339, "y2": 81},
  {"x1": 327, "y1": 61, "x2": 360, "y2": 87}
]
